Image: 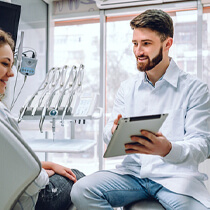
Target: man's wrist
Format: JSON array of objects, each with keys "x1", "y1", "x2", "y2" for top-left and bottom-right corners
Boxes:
[
  {"x1": 162, "y1": 141, "x2": 172, "y2": 157},
  {"x1": 162, "y1": 142, "x2": 183, "y2": 163}
]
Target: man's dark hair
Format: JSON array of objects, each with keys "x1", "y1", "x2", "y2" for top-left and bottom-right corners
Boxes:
[
  {"x1": 0, "y1": 29, "x2": 15, "y2": 52},
  {"x1": 130, "y1": 9, "x2": 174, "y2": 42}
]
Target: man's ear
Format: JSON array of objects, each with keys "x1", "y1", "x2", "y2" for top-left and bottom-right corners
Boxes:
[{"x1": 164, "y1": 37, "x2": 173, "y2": 51}]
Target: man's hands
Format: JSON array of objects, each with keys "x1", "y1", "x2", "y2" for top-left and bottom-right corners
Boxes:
[
  {"x1": 42, "y1": 162, "x2": 77, "y2": 183},
  {"x1": 111, "y1": 114, "x2": 172, "y2": 157},
  {"x1": 125, "y1": 130, "x2": 172, "y2": 157},
  {"x1": 111, "y1": 114, "x2": 122, "y2": 134}
]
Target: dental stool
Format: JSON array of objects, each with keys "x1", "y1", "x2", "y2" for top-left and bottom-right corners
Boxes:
[
  {"x1": 123, "y1": 199, "x2": 165, "y2": 210},
  {"x1": 68, "y1": 204, "x2": 76, "y2": 210}
]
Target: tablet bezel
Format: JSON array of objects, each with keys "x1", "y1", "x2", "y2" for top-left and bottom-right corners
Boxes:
[{"x1": 104, "y1": 113, "x2": 168, "y2": 158}]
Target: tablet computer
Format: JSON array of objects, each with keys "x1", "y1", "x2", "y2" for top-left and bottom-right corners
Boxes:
[{"x1": 103, "y1": 113, "x2": 168, "y2": 158}]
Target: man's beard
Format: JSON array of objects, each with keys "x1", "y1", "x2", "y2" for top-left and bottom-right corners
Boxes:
[
  {"x1": 136, "y1": 46, "x2": 163, "y2": 72},
  {"x1": 0, "y1": 93, "x2": 5, "y2": 101}
]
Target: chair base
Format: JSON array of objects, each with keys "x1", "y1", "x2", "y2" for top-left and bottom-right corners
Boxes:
[
  {"x1": 123, "y1": 200, "x2": 165, "y2": 210},
  {"x1": 68, "y1": 200, "x2": 165, "y2": 210}
]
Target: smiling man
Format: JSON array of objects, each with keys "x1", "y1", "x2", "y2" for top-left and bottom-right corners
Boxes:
[
  {"x1": 133, "y1": 31, "x2": 164, "y2": 73},
  {"x1": 71, "y1": 9, "x2": 210, "y2": 210}
]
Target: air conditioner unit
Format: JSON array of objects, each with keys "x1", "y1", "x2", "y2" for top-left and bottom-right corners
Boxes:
[
  {"x1": 95, "y1": 0, "x2": 186, "y2": 9},
  {"x1": 201, "y1": 0, "x2": 210, "y2": 5}
]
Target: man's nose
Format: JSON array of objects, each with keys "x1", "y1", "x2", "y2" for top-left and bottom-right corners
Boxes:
[
  {"x1": 135, "y1": 45, "x2": 144, "y2": 55},
  {"x1": 135, "y1": 49, "x2": 144, "y2": 57}
]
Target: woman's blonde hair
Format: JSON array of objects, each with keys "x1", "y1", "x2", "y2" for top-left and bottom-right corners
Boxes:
[{"x1": 0, "y1": 29, "x2": 15, "y2": 52}]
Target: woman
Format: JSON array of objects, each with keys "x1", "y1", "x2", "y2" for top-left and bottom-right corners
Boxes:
[{"x1": 0, "y1": 29, "x2": 85, "y2": 210}]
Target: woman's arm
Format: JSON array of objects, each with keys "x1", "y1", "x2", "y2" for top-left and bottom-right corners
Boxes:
[{"x1": 41, "y1": 161, "x2": 77, "y2": 183}]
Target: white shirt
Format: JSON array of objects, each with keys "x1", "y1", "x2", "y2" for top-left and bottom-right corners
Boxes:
[
  {"x1": 0, "y1": 102, "x2": 49, "y2": 210},
  {"x1": 104, "y1": 58, "x2": 210, "y2": 207}
]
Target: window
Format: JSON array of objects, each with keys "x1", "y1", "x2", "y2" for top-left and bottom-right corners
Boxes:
[
  {"x1": 54, "y1": 23, "x2": 100, "y2": 92},
  {"x1": 53, "y1": 20, "x2": 100, "y2": 174},
  {"x1": 52, "y1": 3, "x2": 208, "y2": 173},
  {"x1": 170, "y1": 10, "x2": 197, "y2": 76},
  {"x1": 203, "y1": 7, "x2": 210, "y2": 89},
  {"x1": 105, "y1": 9, "x2": 198, "y2": 169}
]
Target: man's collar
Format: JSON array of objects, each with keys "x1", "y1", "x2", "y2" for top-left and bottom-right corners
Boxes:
[{"x1": 162, "y1": 58, "x2": 180, "y2": 88}]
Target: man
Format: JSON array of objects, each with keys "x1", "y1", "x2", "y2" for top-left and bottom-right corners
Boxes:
[{"x1": 71, "y1": 9, "x2": 210, "y2": 209}]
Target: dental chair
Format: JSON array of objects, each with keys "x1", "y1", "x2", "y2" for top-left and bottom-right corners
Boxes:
[{"x1": 0, "y1": 118, "x2": 41, "y2": 210}]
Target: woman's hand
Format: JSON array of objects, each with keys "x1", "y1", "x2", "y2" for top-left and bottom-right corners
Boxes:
[
  {"x1": 42, "y1": 162, "x2": 77, "y2": 183},
  {"x1": 45, "y1": 169, "x2": 55, "y2": 177}
]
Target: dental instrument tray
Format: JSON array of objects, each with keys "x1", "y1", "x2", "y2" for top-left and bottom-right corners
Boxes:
[
  {"x1": 18, "y1": 65, "x2": 102, "y2": 133},
  {"x1": 103, "y1": 113, "x2": 168, "y2": 158}
]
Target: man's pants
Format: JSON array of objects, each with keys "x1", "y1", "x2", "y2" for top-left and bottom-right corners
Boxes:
[
  {"x1": 35, "y1": 169, "x2": 85, "y2": 210},
  {"x1": 71, "y1": 170, "x2": 209, "y2": 210}
]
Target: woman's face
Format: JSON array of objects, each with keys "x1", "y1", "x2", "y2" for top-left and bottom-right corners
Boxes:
[{"x1": 0, "y1": 44, "x2": 14, "y2": 94}]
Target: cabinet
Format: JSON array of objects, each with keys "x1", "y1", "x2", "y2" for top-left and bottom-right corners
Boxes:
[{"x1": 20, "y1": 105, "x2": 103, "y2": 171}]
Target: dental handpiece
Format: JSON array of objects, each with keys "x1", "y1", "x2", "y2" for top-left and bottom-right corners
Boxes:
[
  {"x1": 39, "y1": 69, "x2": 62, "y2": 132},
  {"x1": 54, "y1": 65, "x2": 77, "y2": 110},
  {"x1": 49, "y1": 109, "x2": 58, "y2": 141},
  {"x1": 18, "y1": 67, "x2": 56, "y2": 122},
  {"x1": 60, "y1": 70, "x2": 79, "y2": 125},
  {"x1": 37, "y1": 68, "x2": 59, "y2": 108},
  {"x1": 60, "y1": 64, "x2": 85, "y2": 125},
  {"x1": 31, "y1": 68, "x2": 58, "y2": 116}
]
